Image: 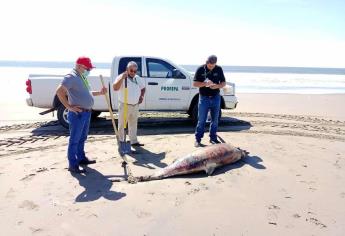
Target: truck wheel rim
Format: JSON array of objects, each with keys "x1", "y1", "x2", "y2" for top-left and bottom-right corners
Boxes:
[{"x1": 63, "y1": 109, "x2": 69, "y2": 124}]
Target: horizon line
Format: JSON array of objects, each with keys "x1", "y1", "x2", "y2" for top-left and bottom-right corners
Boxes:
[{"x1": 1, "y1": 60, "x2": 345, "y2": 75}]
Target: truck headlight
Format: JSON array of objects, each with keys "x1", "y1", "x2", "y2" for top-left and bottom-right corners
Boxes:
[{"x1": 223, "y1": 84, "x2": 232, "y2": 94}]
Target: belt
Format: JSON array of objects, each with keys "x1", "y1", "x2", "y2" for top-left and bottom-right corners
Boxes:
[
  {"x1": 201, "y1": 95, "x2": 218, "y2": 98},
  {"x1": 80, "y1": 108, "x2": 92, "y2": 112}
]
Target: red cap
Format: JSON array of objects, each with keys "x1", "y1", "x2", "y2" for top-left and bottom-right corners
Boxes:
[{"x1": 76, "y1": 56, "x2": 95, "y2": 70}]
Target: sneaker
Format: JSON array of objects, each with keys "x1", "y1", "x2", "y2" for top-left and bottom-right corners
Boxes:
[
  {"x1": 79, "y1": 158, "x2": 96, "y2": 165},
  {"x1": 210, "y1": 139, "x2": 221, "y2": 144},
  {"x1": 194, "y1": 141, "x2": 201, "y2": 147},
  {"x1": 68, "y1": 166, "x2": 86, "y2": 173}
]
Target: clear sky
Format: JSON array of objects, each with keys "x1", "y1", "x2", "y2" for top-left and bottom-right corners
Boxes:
[{"x1": 1, "y1": 0, "x2": 344, "y2": 67}]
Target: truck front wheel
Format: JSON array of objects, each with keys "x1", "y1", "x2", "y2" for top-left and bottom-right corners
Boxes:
[
  {"x1": 57, "y1": 104, "x2": 69, "y2": 129},
  {"x1": 91, "y1": 111, "x2": 101, "y2": 120},
  {"x1": 191, "y1": 103, "x2": 222, "y2": 125}
]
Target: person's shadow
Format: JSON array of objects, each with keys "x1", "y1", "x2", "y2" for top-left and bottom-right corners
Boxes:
[
  {"x1": 71, "y1": 166, "x2": 126, "y2": 202},
  {"x1": 129, "y1": 146, "x2": 167, "y2": 169}
]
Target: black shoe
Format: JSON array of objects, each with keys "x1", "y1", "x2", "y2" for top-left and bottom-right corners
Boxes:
[
  {"x1": 210, "y1": 139, "x2": 221, "y2": 144},
  {"x1": 131, "y1": 142, "x2": 144, "y2": 147},
  {"x1": 79, "y1": 159, "x2": 96, "y2": 165},
  {"x1": 68, "y1": 166, "x2": 86, "y2": 173},
  {"x1": 194, "y1": 141, "x2": 201, "y2": 147}
]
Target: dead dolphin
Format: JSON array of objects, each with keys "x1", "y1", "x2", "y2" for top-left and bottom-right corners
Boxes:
[{"x1": 137, "y1": 143, "x2": 248, "y2": 181}]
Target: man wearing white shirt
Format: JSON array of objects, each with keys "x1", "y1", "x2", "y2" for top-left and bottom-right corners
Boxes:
[{"x1": 113, "y1": 61, "x2": 146, "y2": 146}]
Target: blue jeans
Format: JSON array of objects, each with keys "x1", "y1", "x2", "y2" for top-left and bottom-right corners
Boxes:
[
  {"x1": 195, "y1": 94, "x2": 221, "y2": 142},
  {"x1": 67, "y1": 111, "x2": 91, "y2": 168}
]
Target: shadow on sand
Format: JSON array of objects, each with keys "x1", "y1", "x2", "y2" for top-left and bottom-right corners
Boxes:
[
  {"x1": 129, "y1": 146, "x2": 167, "y2": 169},
  {"x1": 33, "y1": 115, "x2": 257, "y2": 182},
  {"x1": 71, "y1": 166, "x2": 126, "y2": 202},
  {"x1": 30, "y1": 116, "x2": 252, "y2": 137}
]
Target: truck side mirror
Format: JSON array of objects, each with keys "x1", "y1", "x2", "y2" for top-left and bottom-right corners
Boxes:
[{"x1": 172, "y1": 69, "x2": 185, "y2": 79}]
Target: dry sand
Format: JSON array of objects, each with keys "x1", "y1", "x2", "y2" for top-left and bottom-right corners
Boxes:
[
  {"x1": 236, "y1": 93, "x2": 345, "y2": 121},
  {"x1": 0, "y1": 93, "x2": 345, "y2": 236}
]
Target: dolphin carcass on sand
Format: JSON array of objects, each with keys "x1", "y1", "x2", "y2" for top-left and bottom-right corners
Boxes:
[{"x1": 137, "y1": 143, "x2": 248, "y2": 182}]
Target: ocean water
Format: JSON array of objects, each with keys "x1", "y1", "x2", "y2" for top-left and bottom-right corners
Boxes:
[
  {"x1": 0, "y1": 62, "x2": 344, "y2": 104},
  {"x1": 227, "y1": 72, "x2": 345, "y2": 94}
]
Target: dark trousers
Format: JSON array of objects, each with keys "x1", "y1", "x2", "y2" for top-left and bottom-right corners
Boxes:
[
  {"x1": 195, "y1": 94, "x2": 221, "y2": 142},
  {"x1": 67, "y1": 111, "x2": 91, "y2": 167}
]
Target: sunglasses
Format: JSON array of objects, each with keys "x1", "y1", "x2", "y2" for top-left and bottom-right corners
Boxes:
[{"x1": 129, "y1": 69, "x2": 137, "y2": 73}]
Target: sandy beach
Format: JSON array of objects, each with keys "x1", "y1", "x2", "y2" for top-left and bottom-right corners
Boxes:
[{"x1": 1, "y1": 93, "x2": 345, "y2": 235}]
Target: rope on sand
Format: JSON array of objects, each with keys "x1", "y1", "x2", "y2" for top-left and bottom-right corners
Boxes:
[{"x1": 121, "y1": 161, "x2": 138, "y2": 184}]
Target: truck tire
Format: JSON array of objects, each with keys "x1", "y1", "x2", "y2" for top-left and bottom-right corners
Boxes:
[
  {"x1": 91, "y1": 111, "x2": 101, "y2": 120},
  {"x1": 191, "y1": 103, "x2": 222, "y2": 125},
  {"x1": 57, "y1": 104, "x2": 69, "y2": 129},
  {"x1": 191, "y1": 104, "x2": 198, "y2": 125}
]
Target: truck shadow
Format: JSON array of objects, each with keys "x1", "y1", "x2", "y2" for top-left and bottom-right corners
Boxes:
[{"x1": 30, "y1": 116, "x2": 252, "y2": 137}]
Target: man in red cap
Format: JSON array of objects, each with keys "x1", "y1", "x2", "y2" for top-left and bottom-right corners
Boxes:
[{"x1": 56, "y1": 56, "x2": 107, "y2": 173}]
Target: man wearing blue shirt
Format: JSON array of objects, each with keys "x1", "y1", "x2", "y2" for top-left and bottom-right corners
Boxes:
[{"x1": 56, "y1": 57, "x2": 107, "y2": 173}]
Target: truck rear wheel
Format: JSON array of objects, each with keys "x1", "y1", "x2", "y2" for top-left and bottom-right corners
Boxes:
[
  {"x1": 57, "y1": 104, "x2": 69, "y2": 129},
  {"x1": 57, "y1": 106, "x2": 100, "y2": 128},
  {"x1": 191, "y1": 103, "x2": 222, "y2": 125}
]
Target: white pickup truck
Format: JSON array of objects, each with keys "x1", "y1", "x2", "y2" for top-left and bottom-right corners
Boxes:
[{"x1": 25, "y1": 56, "x2": 238, "y2": 128}]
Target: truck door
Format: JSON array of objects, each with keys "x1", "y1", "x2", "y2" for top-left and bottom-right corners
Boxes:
[{"x1": 145, "y1": 58, "x2": 190, "y2": 110}]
